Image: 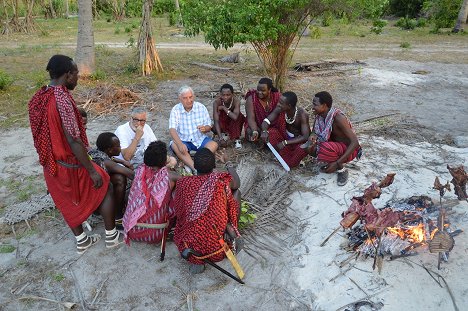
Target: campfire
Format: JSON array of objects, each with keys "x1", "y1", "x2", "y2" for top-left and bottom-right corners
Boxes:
[{"x1": 321, "y1": 165, "x2": 466, "y2": 271}]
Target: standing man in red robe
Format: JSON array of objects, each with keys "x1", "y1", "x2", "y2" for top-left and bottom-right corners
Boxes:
[{"x1": 28, "y1": 55, "x2": 122, "y2": 254}]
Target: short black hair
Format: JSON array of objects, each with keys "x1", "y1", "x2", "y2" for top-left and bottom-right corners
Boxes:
[
  {"x1": 78, "y1": 107, "x2": 87, "y2": 118},
  {"x1": 46, "y1": 55, "x2": 75, "y2": 79},
  {"x1": 314, "y1": 91, "x2": 333, "y2": 108},
  {"x1": 258, "y1": 77, "x2": 279, "y2": 92},
  {"x1": 144, "y1": 141, "x2": 167, "y2": 168},
  {"x1": 282, "y1": 91, "x2": 298, "y2": 108},
  {"x1": 220, "y1": 84, "x2": 234, "y2": 93},
  {"x1": 96, "y1": 132, "x2": 117, "y2": 152},
  {"x1": 194, "y1": 148, "x2": 215, "y2": 174}
]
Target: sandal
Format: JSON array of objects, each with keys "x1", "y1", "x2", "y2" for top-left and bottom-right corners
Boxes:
[
  {"x1": 76, "y1": 234, "x2": 101, "y2": 255},
  {"x1": 105, "y1": 230, "x2": 123, "y2": 249}
]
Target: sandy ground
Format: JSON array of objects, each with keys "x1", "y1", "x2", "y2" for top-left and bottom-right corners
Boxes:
[{"x1": 1, "y1": 55, "x2": 467, "y2": 311}]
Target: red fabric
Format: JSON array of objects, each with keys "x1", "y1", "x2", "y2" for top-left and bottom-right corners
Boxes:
[
  {"x1": 123, "y1": 165, "x2": 173, "y2": 244},
  {"x1": 317, "y1": 141, "x2": 359, "y2": 164},
  {"x1": 173, "y1": 172, "x2": 239, "y2": 264},
  {"x1": 218, "y1": 109, "x2": 245, "y2": 140},
  {"x1": 266, "y1": 114, "x2": 308, "y2": 168},
  {"x1": 244, "y1": 89, "x2": 281, "y2": 137},
  {"x1": 30, "y1": 85, "x2": 109, "y2": 228},
  {"x1": 29, "y1": 85, "x2": 88, "y2": 176}
]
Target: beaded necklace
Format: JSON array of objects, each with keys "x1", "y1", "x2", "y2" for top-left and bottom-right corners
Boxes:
[{"x1": 285, "y1": 107, "x2": 298, "y2": 124}]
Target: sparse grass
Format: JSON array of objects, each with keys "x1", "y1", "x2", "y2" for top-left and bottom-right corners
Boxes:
[
  {"x1": 0, "y1": 244, "x2": 16, "y2": 253},
  {"x1": 0, "y1": 16, "x2": 467, "y2": 129},
  {"x1": 400, "y1": 42, "x2": 411, "y2": 49},
  {"x1": 0, "y1": 175, "x2": 44, "y2": 202},
  {"x1": 52, "y1": 273, "x2": 65, "y2": 282}
]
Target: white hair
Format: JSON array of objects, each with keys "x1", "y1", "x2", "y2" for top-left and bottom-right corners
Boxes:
[
  {"x1": 131, "y1": 107, "x2": 149, "y2": 118},
  {"x1": 178, "y1": 85, "x2": 194, "y2": 97}
]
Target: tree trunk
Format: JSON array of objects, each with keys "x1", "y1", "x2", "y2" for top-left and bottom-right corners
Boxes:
[
  {"x1": 22, "y1": 0, "x2": 36, "y2": 33},
  {"x1": 138, "y1": 0, "x2": 163, "y2": 75},
  {"x1": 174, "y1": 0, "x2": 182, "y2": 27},
  {"x1": 453, "y1": 0, "x2": 468, "y2": 33},
  {"x1": 76, "y1": 0, "x2": 95, "y2": 76},
  {"x1": 65, "y1": 0, "x2": 69, "y2": 18}
]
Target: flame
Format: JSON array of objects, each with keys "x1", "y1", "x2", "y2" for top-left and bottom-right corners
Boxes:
[{"x1": 387, "y1": 223, "x2": 427, "y2": 243}]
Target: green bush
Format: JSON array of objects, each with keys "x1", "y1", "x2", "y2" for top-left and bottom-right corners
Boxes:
[
  {"x1": 124, "y1": 26, "x2": 132, "y2": 33},
  {"x1": 114, "y1": 27, "x2": 121, "y2": 34},
  {"x1": 416, "y1": 17, "x2": 427, "y2": 27},
  {"x1": 371, "y1": 19, "x2": 387, "y2": 34},
  {"x1": 400, "y1": 41, "x2": 411, "y2": 48},
  {"x1": 321, "y1": 12, "x2": 333, "y2": 27},
  {"x1": 396, "y1": 17, "x2": 417, "y2": 30},
  {"x1": 0, "y1": 70, "x2": 13, "y2": 90},
  {"x1": 309, "y1": 26, "x2": 322, "y2": 39},
  {"x1": 239, "y1": 201, "x2": 256, "y2": 230},
  {"x1": 424, "y1": 0, "x2": 460, "y2": 31},
  {"x1": 90, "y1": 69, "x2": 107, "y2": 81}
]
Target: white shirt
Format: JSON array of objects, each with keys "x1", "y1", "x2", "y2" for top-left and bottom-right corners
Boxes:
[
  {"x1": 169, "y1": 102, "x2": 212, "y2": 148},
  {"x1": 114, "y1": 122, "x2": 157, "y2": 166}
]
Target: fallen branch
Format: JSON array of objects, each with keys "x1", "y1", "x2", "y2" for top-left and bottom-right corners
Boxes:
[{"x1": 18, "y1": 295, "x2": 76, "y2": 309}]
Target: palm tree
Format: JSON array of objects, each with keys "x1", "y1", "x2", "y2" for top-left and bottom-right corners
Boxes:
[{"x1": 76, "y1": 0, "x2": 95, "y2": 75}]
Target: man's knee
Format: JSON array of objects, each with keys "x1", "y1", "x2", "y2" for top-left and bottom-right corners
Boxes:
[
  {"x1": 110, "y1": 174, "x2": 126, "y2": 189},
  {"x1": 205, "y1": 140, "x2": 218, "y2": 152}
]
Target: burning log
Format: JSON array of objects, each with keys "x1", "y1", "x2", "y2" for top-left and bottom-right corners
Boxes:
[{"x1": 447, "y1": 165, "x2": 467, "y2": 200}]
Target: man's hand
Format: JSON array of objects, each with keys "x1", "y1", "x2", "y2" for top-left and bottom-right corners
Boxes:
[
  {"x1": 135, "y1": 125, "x2": 144, "y2": 141},
  {"x1": 323, "y1": 162, "x2": 339, "y2": 173},
  {"x1": 277, "y1": 141, "x2": 286, "y2": 150},
  {"x1": 260, "y1": 130, "x2": 269, "y2": 143},
  {"x1": 177, "y1": 142, "x2": 188, "y2": 154},
  {"x1": 250, "y1": 130, "x2": 259, "y2": 142},
  {"x1": 215, "y1": 148, "x2": 229, "y2": 163},
  {"x1": 197, "y1": 125, "x2": 210, "y2": 133},
  {"x1": 89, "y1": 170, "x2": 103, "y2": 188},
  {"x1": 122, "y1": 160, "x2": 134, "y2": 170},
  {"x1": 308, "y1": 133, "x2": 317, "y2": 144}
]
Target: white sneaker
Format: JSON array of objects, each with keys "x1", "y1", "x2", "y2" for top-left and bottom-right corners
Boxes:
[{"x1": 235, "y1": 140, "x2": 242, "y2": 149}]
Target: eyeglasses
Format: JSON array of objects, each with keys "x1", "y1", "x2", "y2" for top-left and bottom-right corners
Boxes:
[{"x1": 132, "y1": 118, "x2": 146, "y2": 123}]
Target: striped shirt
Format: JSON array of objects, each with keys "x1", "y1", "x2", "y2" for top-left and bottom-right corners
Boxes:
[{"x1": 169, "y1": 102, "x2": 212, "y2": 148}]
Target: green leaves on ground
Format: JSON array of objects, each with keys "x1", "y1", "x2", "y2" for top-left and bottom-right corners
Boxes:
[{"x1": 239, "y1": 201, "x2": 257, "y2": 230}]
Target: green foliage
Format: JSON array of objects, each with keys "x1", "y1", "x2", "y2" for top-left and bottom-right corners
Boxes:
[
  {"x1": 52, "y1": 273, "x2": 65, "y2": 282},
  {"x1": 126, "y1": 35, "x2": 136, "y2": 48},
  {"x1": 395, "y1": 17, "x2": 418, "y2": 30},
  {"x1": 114, "y1": 27, "x2": 121, "y2": 34},
  {"x1": 153, "y1": 0, "x2": 176, "y2": 15},
  {"x1": 400, "y1": 41, "x2": 411, "y2": 48},
  {"x1": 416, "y1": 18, "x2": 427, "y2": 27},
  {"x1": 310, "y1": 26, "x2": 322, "y2": 39},
  {"x1": 90, "y1": 69, "x2": 107, "y2": 81},
  {"x1": 181, "y1": 0, "x2": 325, "y2": 88},
  {"x1": 423, "y1": 0, "x2": 460, "y2": 31},
  {"x1": 239, "y1": 201, "x2": 256, "y2": 230},
  {"x1": 389, "y1": 0, "x2": 424, "y2": 17},
  {"x1": 321, "y1": 12, "x2": 334, "y2": 27},
  {"x1": 0, "y1": 244, "x2": 16, "y2": 253},
  {"x1": 0, "y1": 70, "x2": 13, "y2": 90},
  {"x1": 125, "y1": 0, "x2": 144, "y2": 17},
  {"x1": 371, "y1": 19, "x2": 387, "y2": 34},
  {"x1": 359, "y1": 0, "x2": 390, "y2": 19},
  {"x1": 125, "y1": 26, "x2": 132, "y2": 33}
]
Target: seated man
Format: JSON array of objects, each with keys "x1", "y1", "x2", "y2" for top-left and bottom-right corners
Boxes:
[
  {"x1": 123, "y1": 141, "x2": 181, "y2": 244},
  {"x1": 212, "y1": 84, "x2": 245, "y2": 147},
  {"x1": 89, "y1": 132, "x2": 135, "y2": 219},
  {"x1": 308, "y1": 91, "x2": 361, "y2": 186},
  {"x1": 169, "y1": 86, "x2": 218, "y2": 172},
  {"x1": 244, "y1": 77, "x2": 281, "y2": 142},
  {"x1": 115, "y1": 107, "x2": 176, "y2": 168},
  {"x1": 260, "y1": 91, "x2": 310, "y2": 168},
  {"x1": 173, "y1": 148, "x2": 241, "y2": 274}
]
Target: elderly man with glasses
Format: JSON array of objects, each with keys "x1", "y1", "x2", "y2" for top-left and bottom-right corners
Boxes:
[{"x1": 114, "y1": 107, "x2": 159, "y2": 168}]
